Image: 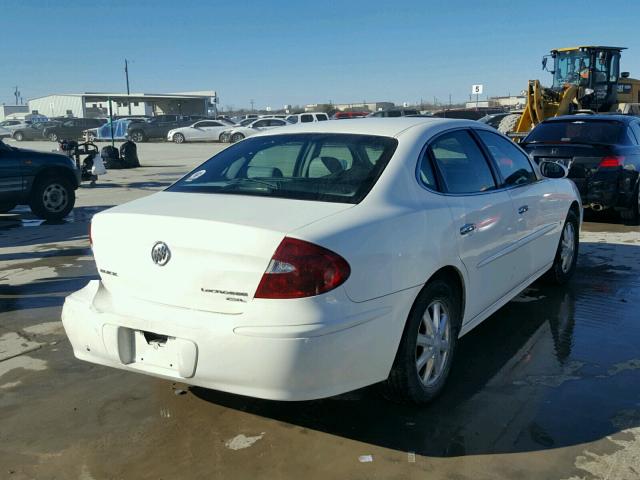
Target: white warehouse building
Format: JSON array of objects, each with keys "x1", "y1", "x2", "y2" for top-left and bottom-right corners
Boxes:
[{"x1": 28, "y1": 91, "x2": 218, "y2": 119}]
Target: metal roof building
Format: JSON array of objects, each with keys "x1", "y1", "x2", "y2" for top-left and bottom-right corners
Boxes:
[{"x1": 28, "y1": 91, "x2": 217, "y2": 119}]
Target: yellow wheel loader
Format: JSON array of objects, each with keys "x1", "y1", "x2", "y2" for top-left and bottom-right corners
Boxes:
[{"x1": 498, "y1": 46, "x2": 640, "y2": 140}]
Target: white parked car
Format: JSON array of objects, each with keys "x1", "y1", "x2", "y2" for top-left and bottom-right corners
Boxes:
[
  {"x1": 286, "y1": 112, "x2": 329, "y2": 123},
  {"x1": 220, "y1": 118, "x2": 290, "y2": 143},
  {"x1": 167, "y1": 120, "x2": 233, "y2": 143},
  {"x1": 62, "y1": 118, "x2": 581, "y2": 404}
]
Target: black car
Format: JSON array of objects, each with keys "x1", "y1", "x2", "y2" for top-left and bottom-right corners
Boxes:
[
  {"x1": 42, "y1": 118, "x2": 106, "y2": 142},
  {"x1": 521, "y1": 114, "x2": 640, "y2": 220},
  {"x1": 0, "y1": 139, "x2": 80, "y2": 220},
  {"x1": 12, "y1": 121, "x2": 61, "y2": 141},
  {"x1": 126, "y1": 115, "x2": 197, "y2": 142}
]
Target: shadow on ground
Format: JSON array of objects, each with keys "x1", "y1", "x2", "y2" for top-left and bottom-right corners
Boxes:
[{"x1": 193, "y1": 242, "x2": 640, "y2": 457}]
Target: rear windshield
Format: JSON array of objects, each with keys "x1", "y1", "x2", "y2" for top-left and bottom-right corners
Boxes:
[
  {"x1": 168, "y1": 133, "x2": 398, "y2": 204},
  {"x1": 524, "y1": 120, "x2": 624, "y2": 145}
]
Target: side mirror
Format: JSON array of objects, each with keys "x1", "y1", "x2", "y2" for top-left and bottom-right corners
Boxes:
[
  {"x1": 539, "y1": 160, "x2": 568, "y2": 179},
  {"x1": 621, "y1": 72, "x2": 630, "y2": 78}
]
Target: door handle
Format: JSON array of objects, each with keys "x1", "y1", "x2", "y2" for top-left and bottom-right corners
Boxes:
[
  {"x1": 460, "y1": 223, "x2": 476, "y2": 235},
  {"x1": 518, "y1": 205, "x2": 529, "y2": 214}
]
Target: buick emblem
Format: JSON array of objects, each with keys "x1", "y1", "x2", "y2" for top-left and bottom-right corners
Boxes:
[{"x1": 151, "y1": 241, "x2": 171, "y2": 266}]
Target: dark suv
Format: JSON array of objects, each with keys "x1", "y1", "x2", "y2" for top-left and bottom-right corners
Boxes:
[
  {"x1": 42, "y1": 118, "x2": 106, "y2": 142},
  {"x1": 0, "y1": 139, "x2": 80, "y2": 220},
  {"x1": 126, "y1": 115, "x2": 196, "y2": 142}
]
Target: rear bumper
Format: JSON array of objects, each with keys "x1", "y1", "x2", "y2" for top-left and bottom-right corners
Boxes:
[
  {"x1": 576, "y1": 171, "x2": 638, "y2": 210},
  {"x1": 62, "y1": 281, "x2": 415, "y2": 400}
]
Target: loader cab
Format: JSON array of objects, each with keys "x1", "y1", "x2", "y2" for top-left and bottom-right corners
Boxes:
[{"x1": 546, "y1": 46, "x2": 623, "y2": 112}]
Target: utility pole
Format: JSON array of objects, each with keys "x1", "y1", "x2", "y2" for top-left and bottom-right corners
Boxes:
[
  {"x1": 124, "y1": 59, "x2": 132, "y2": 115},
  {"x1": 14, "y1": 86, "x2": 20, "y2": 105},
  {"x1": 250, "y1": 99, "x2": 255, "y2": 112}
]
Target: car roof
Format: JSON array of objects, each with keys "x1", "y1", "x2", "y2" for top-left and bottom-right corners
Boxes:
[
  {"x1": 256, "y1": 117, "x2": 479, "y2": 138},
  {"x1": 548, "y1": 114, "x2": 636, "y2": 124}
]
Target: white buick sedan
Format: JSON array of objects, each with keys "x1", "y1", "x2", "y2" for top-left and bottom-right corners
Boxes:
[{"x1": 62, "y1": 118, "x2": 581, "y2": 404}]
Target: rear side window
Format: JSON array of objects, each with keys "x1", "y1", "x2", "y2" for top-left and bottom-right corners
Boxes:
[
  {"x1": 525, "y1": 120, "x2": 624, "y2": 145},
  {"x1": 301, "y1": 114, "x2": 314, "y2": 123},
  {"x1": 629, "y1": 122, "x2": 640, "y2": 144},
  {"x1": 429, "y1": 130, "x2": 496, "y2": 193},
  {"x1": 476, "y1": 130, "x2": 536, "y2": 186},
  {"x1": 316, "y1": 114, "x2": 328, "y2": 121}
]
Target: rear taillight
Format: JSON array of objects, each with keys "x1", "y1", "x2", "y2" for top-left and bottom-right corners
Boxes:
[
  {"x1": 254, "y1": 237, "x2": 350, "y2": 299},
  {"x1": 598, "y1": 155, "x2": 625, "y2": 168}
]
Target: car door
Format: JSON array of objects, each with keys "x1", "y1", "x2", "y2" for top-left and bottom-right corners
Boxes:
[
  {"x1": 187, "y1": 121, "x2": 207, "y2": 141},
  {"x1": 251, "y1": 119, "x2": 270, "y2": 131},
  {"x1": 0, "y1": 142, "x2": 22, "y2": 204},
  {"x1": 427, "y1": 129, "x2": 521, "y2": 321},
  {"x1": 475, "y1": 129, "x2": 561, "y2": 278},
  {"x1": 189, "y1": 121, "x2": 220, "y2": 141}
]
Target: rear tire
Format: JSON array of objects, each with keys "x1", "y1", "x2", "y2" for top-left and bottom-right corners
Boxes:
[
  {"x1": 231, "y1": 133, "x2": 245, "y2": 143},
  {"x1": 173, "y1": 133, "x2": 185, "y2": 144},
  {"x1": 14, "y1": 132, "x2": 24, "y2": 141},
  {"x1": 48, "y1": 132, "x2": 59, "y2": 142},
  {"x1": 29, "y1": 175, "x2": 75, "y2": 221},
  {"x1": 619, "y1": 183, "x2": 639, "y2": 222},
  {"x1": 544, "y1": 210, "x2": 579, "y2": 284},
  {"x1": 497, "y1": 113, "x2": 522, "y2": 135},
  {"x1": 382, "y1": 278, "x2": 461, "y2": 405}
]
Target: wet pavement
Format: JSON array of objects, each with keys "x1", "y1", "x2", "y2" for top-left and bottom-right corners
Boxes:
[{"x1": 1, "y1": 141, "x2": 639, "y2": 479}]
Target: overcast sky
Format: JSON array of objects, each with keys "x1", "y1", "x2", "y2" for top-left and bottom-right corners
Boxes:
[{"x1": 2, "y1": 0, "x2": 640, "y2": 109}]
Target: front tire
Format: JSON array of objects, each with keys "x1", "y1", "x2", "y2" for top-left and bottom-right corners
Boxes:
[
  {"x1": 231, "y1": 133, "x2": 245, "y2": 143},
  {"x1": 14, "y1": 132, "x2": 24, "y2": 141},
  {"x1": 383, "y1": 278, "x2": 460, "y2": 405},
  {"x1": 173, "y1": 133, "x2": 185, "y2": 144},
  {"x1": 48, "y1": 132, "x2": 59, "y2": 142},
  {"x1": 497, "y1": 113, "x2": 522, "y2": 135},
  {"x1": 545, "y1": 210, "x2": 579, "y2": 284},
  {"x1": 29, "y1": 176, "x2": 75, "y2": 221},
  {"x1": 130, "y1": 131, "x2": 146, "y2": 143}
]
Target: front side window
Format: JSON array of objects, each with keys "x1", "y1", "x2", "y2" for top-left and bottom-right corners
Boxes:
[
  {"x1": 168, "y1": 133, "x2": 398, "y2": 204},
  {"x1": 301, "y1": 114, "x2": 314, "y2": 123},
  {"x1": 429, "y1": 130, "x2": 496, "y2": 194},
  {"x1": 476, "y1": 130, "x2": 536, "y2": 186}
]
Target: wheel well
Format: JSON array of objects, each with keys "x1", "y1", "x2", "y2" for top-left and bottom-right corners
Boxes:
[
  {"x1": 33, "y1": 167, "x2": 77, "y2": 189},
  {"x1": 425, "y1": 266, "x2": 466, "y2": 327}
]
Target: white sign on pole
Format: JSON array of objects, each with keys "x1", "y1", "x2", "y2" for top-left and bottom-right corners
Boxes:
[{"x1": 472, "y1": 84, "x2": 484, "y2": 95}]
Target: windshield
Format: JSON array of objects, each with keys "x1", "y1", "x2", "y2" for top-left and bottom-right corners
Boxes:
[
  {"x1": 524, "y1": 120, "x2": 624, "y2": 145},
  {"x1": 167, "y1": 133, "x2": 398, "y2": 203},
  {"x1": 553, "y1": 50, "x2": 591, "y2": 88}
]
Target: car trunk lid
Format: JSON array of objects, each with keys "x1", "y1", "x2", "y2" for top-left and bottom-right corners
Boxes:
[
  {"x1": 525, "y1": 142, "x2": 615, "y2": 196},
  {"x1": 91, "y1": 192, "x2": 353, "y2": 314}
]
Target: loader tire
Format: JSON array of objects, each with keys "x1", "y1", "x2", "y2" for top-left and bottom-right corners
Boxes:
[{"x1": 497, "y1": 113, "x2": 522, "y2": 135}]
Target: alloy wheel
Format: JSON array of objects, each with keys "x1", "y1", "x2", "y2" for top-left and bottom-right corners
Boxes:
[
  {"x1": 42, "y1": 183, "x2": 68, "y2": 213},
  {"x1": 415, "y1": 300, "x2": 451, "y2": 386}
]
